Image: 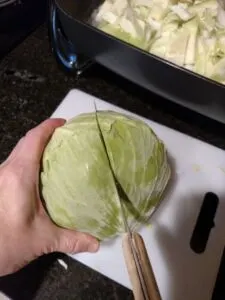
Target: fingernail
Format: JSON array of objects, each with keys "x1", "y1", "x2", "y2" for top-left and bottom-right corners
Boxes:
[{"x1": 88, "y1": 241, "x2": 99, "y2": 253}]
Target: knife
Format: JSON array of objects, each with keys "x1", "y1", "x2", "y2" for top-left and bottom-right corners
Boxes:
[{"x1": 94, "y1": 104, "x2": 162, "y2": 300}]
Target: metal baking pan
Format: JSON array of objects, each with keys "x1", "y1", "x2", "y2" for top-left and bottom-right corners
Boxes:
[{"x1": 49, "y1": 0, "x2": 225, "y2": 124}]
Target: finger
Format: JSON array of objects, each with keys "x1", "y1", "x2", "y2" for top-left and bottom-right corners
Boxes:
[
  {"x1": 53, "y1": 227, "x2": 99, "y2": 254},
  {"x1": 13, "y1": 118, "x2": 66, "y2": 164}
]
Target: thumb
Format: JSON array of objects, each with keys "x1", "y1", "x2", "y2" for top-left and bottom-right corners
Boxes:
[
  {"x1": 8, "y1": 118, "x2": 66, "y2": 164},
  {"x1": 53, "y1": 228, "x2": 100, "y2": 254}
]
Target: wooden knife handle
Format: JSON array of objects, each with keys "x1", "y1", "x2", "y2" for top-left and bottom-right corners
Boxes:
[{"x1": 122, "y1": 232, "x2": 162, "y2": 300}]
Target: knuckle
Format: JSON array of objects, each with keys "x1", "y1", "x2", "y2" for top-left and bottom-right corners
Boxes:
[
  {"x1": 25, "y1": 128, "x2": 34, "y2": 138},
  {"x1": 42, "y1": 243, "x2": 57, "y2": 254},
  {"x1": 57, "y1": 231, "x2": 89, "y2": 254},
  {"x1": 8, "y1": 162, "x2": 24, "y2": 182},
  {"x1": 64, "y1": 236, "x2": 79, "y2": 253},
  {"x1": 0, "y1": 165, "x2": 21, "y2": 187}
]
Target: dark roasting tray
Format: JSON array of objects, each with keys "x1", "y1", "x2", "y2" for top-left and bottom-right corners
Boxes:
[{"x1": 49, "y1": 0, "x2": 225, "y2": 124}]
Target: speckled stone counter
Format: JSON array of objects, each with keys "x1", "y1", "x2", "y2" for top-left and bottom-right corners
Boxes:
[{"x1": 0, "y1": 24, "x2": 225, "y2": 300}]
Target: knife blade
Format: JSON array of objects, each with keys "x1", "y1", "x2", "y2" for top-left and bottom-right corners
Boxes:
[{"x1": 94, "y1": 103, "x2": 162, "y2": 300}]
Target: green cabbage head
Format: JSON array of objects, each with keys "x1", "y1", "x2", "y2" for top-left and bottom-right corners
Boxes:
[{"x1": 40, "y1": 111, "x2": 171, "y2": 240}]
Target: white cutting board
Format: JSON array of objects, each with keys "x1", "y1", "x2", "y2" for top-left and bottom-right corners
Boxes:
[{"x1": 51, "y1": 89, "x2": 225, "y2": 300}]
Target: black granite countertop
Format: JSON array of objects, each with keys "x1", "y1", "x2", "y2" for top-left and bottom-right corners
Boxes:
[{"x1": 0, "y1": 24, "x2": 225, "y2": 300}]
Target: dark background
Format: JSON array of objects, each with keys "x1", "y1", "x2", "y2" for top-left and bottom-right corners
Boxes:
[{"x1": 0, "y1": 0, "x2": 46, "y2": 58}]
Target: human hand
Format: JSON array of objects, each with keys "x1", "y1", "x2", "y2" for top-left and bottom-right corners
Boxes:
[{"x1": 0, "y1": 118, "x2": 99, "y2": 277}]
